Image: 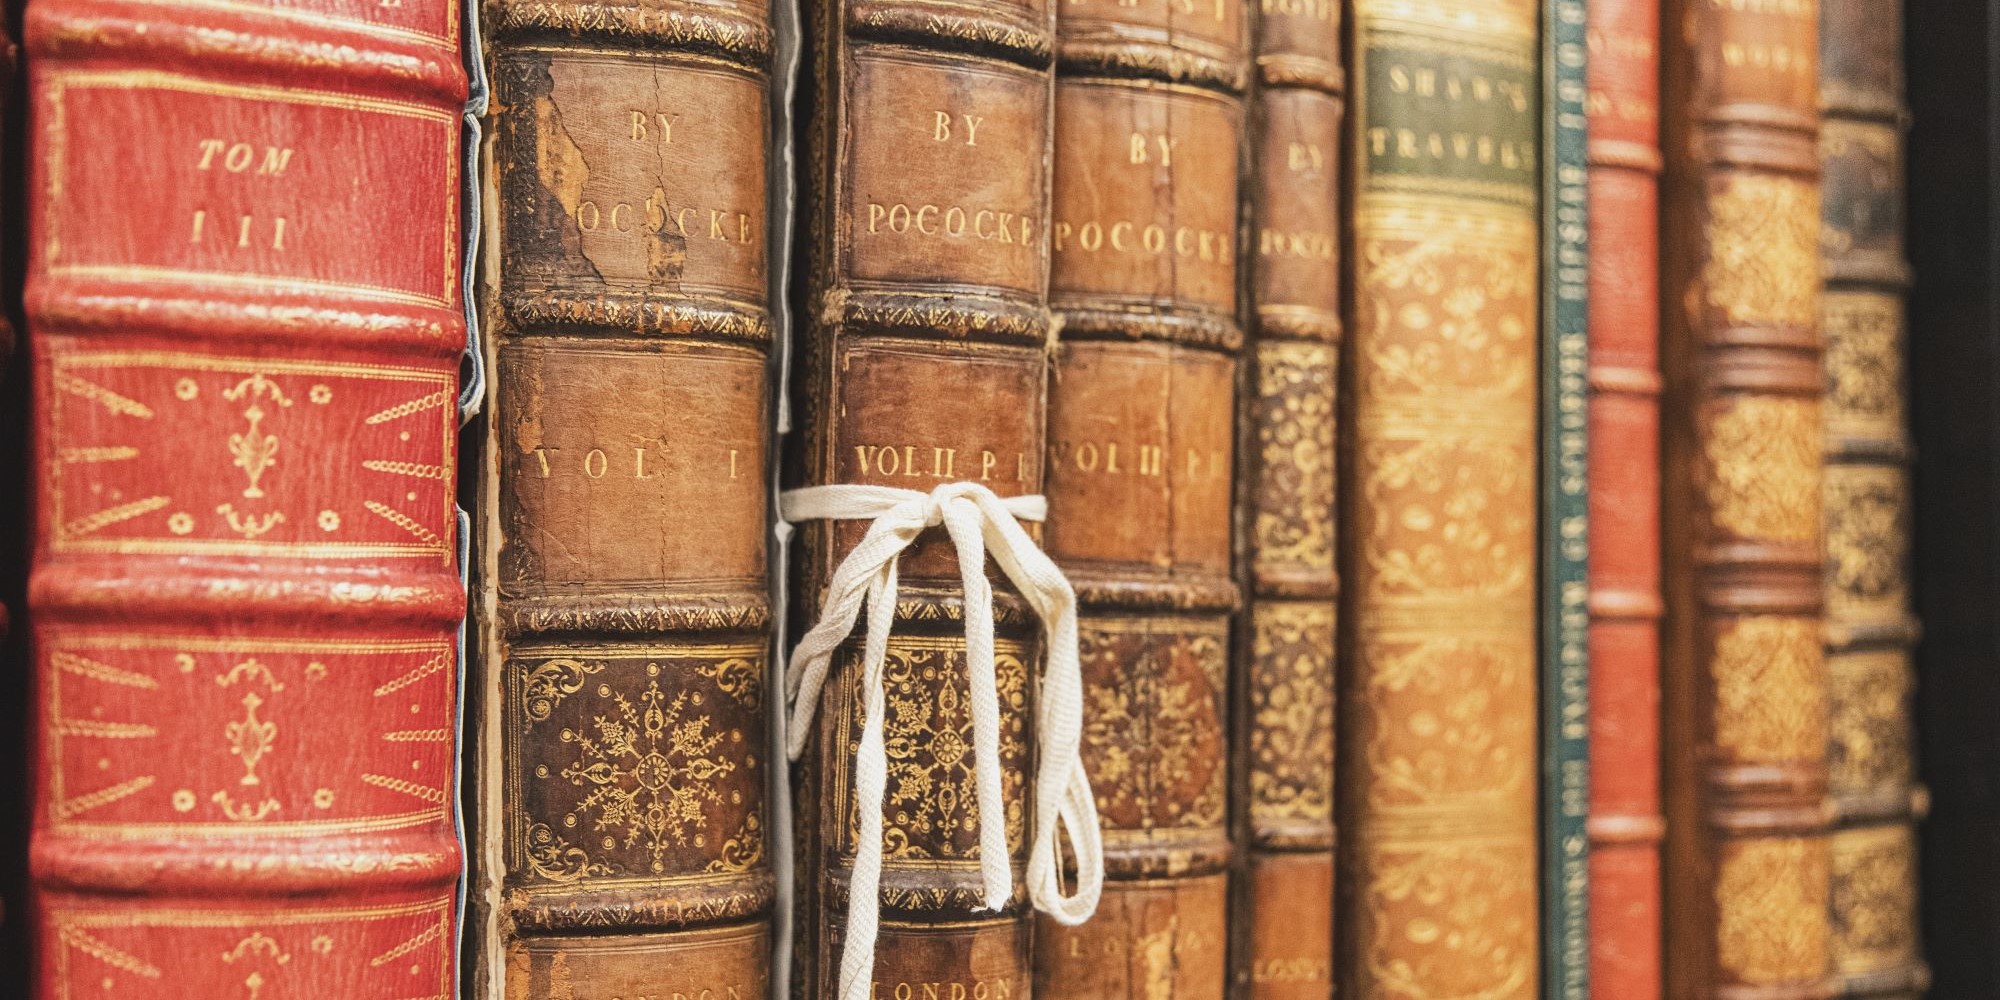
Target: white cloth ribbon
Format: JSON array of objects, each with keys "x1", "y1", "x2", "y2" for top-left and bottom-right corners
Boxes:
[{"x1": 782, "y1": 482, "x2": 1104, "y2": 1000}]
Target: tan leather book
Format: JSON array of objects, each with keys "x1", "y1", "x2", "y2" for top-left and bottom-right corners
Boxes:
[
  {"x1": 1231, "y1": 0, "x2": 1342, "y2": 995},
  {"x1": 1659, "y1": 0, "x2": 1833, "y2": 997},
  {"x1": 1336, "y1": 2, "x2": 1541, "y2": 998},
  {"x1": 469, "y1": 0, "x2": 777, "y2": 993},
  {"x1": 1819, "y1": 1, "x2": 1927, "y2": 996},
  {"x1": 1033, "y1": 0, "x2": 1249, "y2": 995},
  {"x1": 784, "y1": 0, "x2": 1056, "y2": 993}
]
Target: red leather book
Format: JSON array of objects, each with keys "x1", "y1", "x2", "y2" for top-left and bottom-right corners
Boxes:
[
  {"x1": 1583, "y1": 1, "x2": 1664, "y2": 997},
  {"x1": 24, "y1": 0, "x2": 469, "y2": 994}
]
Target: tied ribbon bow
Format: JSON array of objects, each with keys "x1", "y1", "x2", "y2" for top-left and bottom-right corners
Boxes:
[{"x1": 782, "y1": 482, "x2": 1104, "y2": 1000}]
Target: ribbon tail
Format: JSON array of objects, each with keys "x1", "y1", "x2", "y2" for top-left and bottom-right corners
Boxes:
[
  {"x1": 836, "y1": 564, "x2": 901, "y2": 1000},
  {"x1": 942, "y1": 499, "x2": 1013, "y2": 912}
]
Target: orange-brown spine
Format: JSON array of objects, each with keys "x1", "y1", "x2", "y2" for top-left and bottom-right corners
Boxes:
[
  {"x1": 1818, "y1": 1, "x2": 1926, "y2": 996},
  {"x1": 1583, "y1": 0, "x2": 1665, "y2": 996},
  {"x1": 785, "y1": 0, "x2": 1057, "y2": 993},
  {"x1": 1231, "y1": 0, "x2": 1341, "y2": 996},
  {"x1": 469, "y1": 0, "x2": 779, "y2": 992},
  {"x1": 1036, "y1": 0, "x2": 1250, "y2": 994},
  {"x1": 1336, "y1": 2, "x2": 1542, "y2": 999},
  {"x1": 1659, "y1": 0, "x2": 1833, "y2": 997}
]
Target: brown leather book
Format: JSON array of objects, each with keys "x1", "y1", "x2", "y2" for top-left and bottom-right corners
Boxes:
[
  {"x1": 1659, "y1": 1, "x2": 1833, "y2": 997},
  {"x1": 469, "y1": 0, "x2": 778, "y2": 994},
  {"x1": 1583, "y1": 0, "x2": 1665, "y2": 996},
  {"x1": 1819, "y1": 1, "x2": 1926, "y2": 996},
  {"x1": 1231, "y1": 0, "x2": 1341, "y2": 996},
  {"x1": 1336, "y1": 2, "x2": 1540, "y2": 999},
  {"x1": 1034, "y1": 0, "x2": 1248, "y2": 995},
  {"x1": 784, "y1": 0, "x2": 1055, "y2": 993}
]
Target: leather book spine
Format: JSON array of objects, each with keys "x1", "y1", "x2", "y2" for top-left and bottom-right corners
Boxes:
[
  {"x1": 1337, "y1": 2, "x2": 1541, "y2": 999},
  {"x1": 1540, "y1": 0, "x2": 1591, "y2": 994},
  {"x1": 1582, "y1": 0, "x2": 1665, "y2": 998},
  {"x1": 24, "y1": 0, "x2": 469, "y2": 994},
  {"x1": 1034, "y1": 0, "x2": 1247, "y2": 995},
  {"x1": 1659, "y1": 0, "x2": 1833, "y2": 997},
  {"x1": 785, "y1": 0, "x2": 1055, "y2": 992},
  {"x1": 1230, "y1": 0, "x2": 1340, "y2": 996},
  {"x1": 469, "y1": 0, "x2": 776, "y2": 993},
  {"x1": 1818, "y1": 2, "x2": 1926, "y2": 996}
]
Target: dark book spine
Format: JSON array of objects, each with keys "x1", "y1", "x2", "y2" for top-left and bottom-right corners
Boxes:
[
  {"x1": 1540, "y1": 0, "x2": 1591, "y2": 995},
  {"x1": 1230, "y1": 0, "x2": 1342, "y2": 994},
  {"x1": 1818, "y1": 1, "x2": 1926, "y2": 997}
]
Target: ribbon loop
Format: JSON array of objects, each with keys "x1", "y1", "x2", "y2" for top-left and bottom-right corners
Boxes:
[{"x1": 782, "y1": 482, "x2": 1104, "y2": 1000}]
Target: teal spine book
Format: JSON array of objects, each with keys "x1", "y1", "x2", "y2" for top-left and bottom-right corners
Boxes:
[{"x1": 1541, "y1": 0, "x2": 1592, "y2": 996}]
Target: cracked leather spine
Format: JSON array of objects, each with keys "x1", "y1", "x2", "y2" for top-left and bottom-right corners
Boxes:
[
  {"x1": 1033, "y1": 0, "x2": 1249, "y2": 994},
  {"x1": 1659, "y1": 0, "x2": 1834, "y2": 997},
  {"x1": 470, "y1": 0, "x2": 778, "y2": 994},
  {"x1": 784, "y1": 0, "x2": 1057, "y2": 992}
]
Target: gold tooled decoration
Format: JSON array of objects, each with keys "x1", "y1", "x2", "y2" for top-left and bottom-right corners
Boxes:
[
  {"x1": 1254, "y1": 342, "x2": 1336, "y2": 573},
  {"x1": 1828, "y1": 649, "x2": 1914, "y2": 796},
  {"x1": 557, "y1": 679, "x2": 734, "y2": 875},
  {"x1": 1823, "y1": 466, "x2": 1908, "y2": 616},
  {"x1": 1079, "y1": 628, "x2": 1229, "y2": 831},
  {"x1": 1706, "y1": 397, "x2": 1821, "y2": 542},
  {"x1": 1713, "y1": 617, "x2": 1826, "y2": 764},
  {"x1": 1822, "y1": 292, "x2": 1904, "y2": 433},
  {"x1": 1363, "y1": 636, "x2": 1535, "y2": 809},
  {"x1": 1705, "y1": 174, "x2": 1821, "y2": 328},
  {"x1": 1716, "y1": 837, "x2": 1831, "y2": 985},
  {"x1": 1830, "y1": 824, "x2": 1920, "y2": 975},
  {"x1": 1361, "y1": 839, "x2": 1537, "y2": 1000},
  {"x1": 861, "y1": 644, "x2": 1029, "y2": 859},
  {"x1": 1249, "y1": 604, "x2": 1336, "y2": 823}
]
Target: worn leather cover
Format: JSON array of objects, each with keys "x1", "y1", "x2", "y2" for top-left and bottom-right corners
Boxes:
[
  {"x1": 1583, "y1": 1, "x2": 1664, "y2": 998},
  {"x1": 23, "y1": 0, "x2": 468, "y2": 995},
  {"x1": 469, "y1": 0, "x2": 776, "y2": 994},
  {"x1": 784, "y1": 0, "x2": 1054, "y2": 993},
  {"x1": 1230, "y1": 0, "x2": 1340, "y2": 996},
  {"x1": 1659, "y1": 1, "x2": 1833, "y2": 997},
  {"x1": 1818, "y1": 2, "x2": 1926, "y2": 996},
  {"x1": 1032, "y1": 1, "x2": 1246, "y2": 998},
  {"x1": 1335, "y1": 4, "x2": 1540, "y2": 1000}
]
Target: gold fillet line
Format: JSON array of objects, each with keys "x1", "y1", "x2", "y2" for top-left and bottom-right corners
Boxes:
[
  {"x1": 52, "y1": 538, "x2": 447, "y2": 559},
  {"x1": 45, "y1": 70, "x2": 457, "y2": 123},
  {"x1": 361, "y1": 773, "x2": 448, "y2": 805},
  {"x1": 373, "y1": 650, "x2": 450, "y2": 697},
  {"x1": 365, "y1": 500, "x2": 445, "y2": 549},
  {"x1": 361, "y1": 460, "x2": 449, "y2": 480},
  {"x1": 53, "y1": 372, "x2": 153, "y2": 418},
  {"x1": 364, "y1": 390, "x2": 453, "y2": 425},
  {"x1": 58, "y1": 807, "x2": 445, "y2": 839},
  {"x1": 59, "y1": 446, "x2": 140, "y2": 463},
  {"x1": 52, "y1": 650, "x2": 158, "y2": 688},
  {"x1": 58, "y1": 352, "x2": 455, "y2": 383},
  {"x1": 382, "y1": 728, "x2": 452, "y2": 742},
  {"x1": 51, "y1": 896, "x2": 453, "y2": 927},
  {"x1": 54, "y1": 719, "x2": 157, "y2": 739},
  {"x1": 511, "y1": 642, "x2": 768, "y2": 659},
  {"x1": 58, "y1": 925, "x2": 161, "y2": 978},
  {"x1": 54, "y1": 775, "x2": 155, "y2": 820},
  {"x1": 55, "y1": 635, "x2": 448, "y2": 654},
  {"x1": 48, "y1": 265, "x2": 450, "y2": 311},
  {"x1": 369, "y1": 922, "x2": 442, "y2": 967},
  {"x1": 63, "y1": 496, "x2": 168, "y2": 537},
  {"x1": 115, "y1": 0, "x2": 459, "y2": 47}
]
